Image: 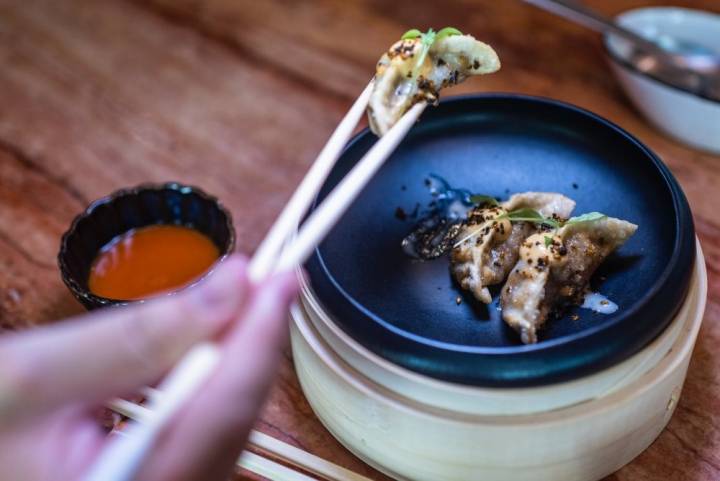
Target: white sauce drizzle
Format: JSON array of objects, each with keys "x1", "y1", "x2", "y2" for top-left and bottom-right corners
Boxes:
[
  {"x1": 446, "y1": 198, "x2": 473, "y2": 221},
  {"x1": 394, "y1": 80, "x2": 414, "y2": 98},
  {"x1": 581, "y1": 291, "x2": 618, "y2": 314}
]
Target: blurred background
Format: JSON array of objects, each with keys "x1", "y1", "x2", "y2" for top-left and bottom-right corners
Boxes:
[{"x1": 1, "y1": 2, "x2": 719, "y2": 480}]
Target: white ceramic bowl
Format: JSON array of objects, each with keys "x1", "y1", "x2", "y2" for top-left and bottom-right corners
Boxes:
[{"x1": 604, "y1": 7, "x2": 720, "y2": 153}]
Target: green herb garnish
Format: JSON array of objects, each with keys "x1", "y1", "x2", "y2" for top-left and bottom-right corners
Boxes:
[
  {"x1": 452, "y1": 204, "x2": 608, "y2": 249},
  {"x1": 497, "y1": 209, "x2": 608, "y2": 229},
  {"x1": 454, "y1": 207, "x2": 557, "y2": 248},
  {"x1": 469, "y1": 194, "x2": 499, "y2": 207},
  {"x1": 565, "y1": 212, "x2": 607, "y2": 226},
  {"x1": 453, "y1": 220, "x2": 492, "y2": 247},
  {"x1": 412, "y1": 28, "x2": 436, "y2": 77}
]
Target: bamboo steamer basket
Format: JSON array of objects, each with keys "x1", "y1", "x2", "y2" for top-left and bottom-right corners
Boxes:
[{"x1": 289, "y1": 241, "x2": 707, "y2": 481}]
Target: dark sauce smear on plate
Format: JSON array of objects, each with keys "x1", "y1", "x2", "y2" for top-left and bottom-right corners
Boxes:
[{"x1": 401, "y1": 175, "x2": 478, "y2": 260}]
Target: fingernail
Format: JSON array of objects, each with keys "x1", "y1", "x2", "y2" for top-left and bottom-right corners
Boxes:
[{"x1": 187, "y1": 255, "x2": 248, "y2": 326}]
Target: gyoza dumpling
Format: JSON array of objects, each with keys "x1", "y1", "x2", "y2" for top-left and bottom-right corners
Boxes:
[
  {"x1": 368, "y1": 29, "x2": 500, "y2": 136},
  {"x1": 503, "y1": 192, "x2": 577, "y2": 218},
  {"x1": 451, "y1": 193, "x2": 575, "y2": 303},
  {"x1": 501, "y1": 216, "x2": 638, "y2": 344}
]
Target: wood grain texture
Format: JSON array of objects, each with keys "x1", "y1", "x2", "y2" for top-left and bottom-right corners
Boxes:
[{"x1": 0, "y1": 0, "x2": 717, "y2": 479}]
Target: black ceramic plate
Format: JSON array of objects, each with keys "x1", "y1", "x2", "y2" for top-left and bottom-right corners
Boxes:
[{"x1": 306, "y1": 94, "x2": 695, "y2": 387}]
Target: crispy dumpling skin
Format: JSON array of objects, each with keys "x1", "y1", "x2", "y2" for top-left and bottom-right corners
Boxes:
[
  {"x1": 451, "y1": 193, "x2": 575, "y2": 303},
  {"x1": 368, "y1": 34, "x2": 500, "y2": 136},
  {"x1": 501, "y1": 217, "x2": 638, "y2": 344}
]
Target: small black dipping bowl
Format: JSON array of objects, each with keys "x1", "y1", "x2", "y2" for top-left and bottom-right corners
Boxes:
[
  {"x1": 306, "y1": 94, "x2": 696, "y2": 387},
  {"x1": 59, "y1": 183, "x2": 235, "y2": 310}
]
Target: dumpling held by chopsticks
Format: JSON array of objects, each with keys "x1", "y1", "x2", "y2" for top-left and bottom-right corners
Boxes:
[{"x1": 368, "y1": 27, "x2": 500, "y2": 136}]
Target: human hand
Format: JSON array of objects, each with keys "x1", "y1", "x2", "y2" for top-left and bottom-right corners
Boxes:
[{"x1": 0, "y1": 254, "x2": 299, "y2": 481}]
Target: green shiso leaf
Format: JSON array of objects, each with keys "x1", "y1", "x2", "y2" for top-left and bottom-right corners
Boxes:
[
  {"x1": 436, "y1": 27, "x2": 463, "y2": 40},
  {"x1": 469, "y1": 194, "x2": 499, "y2": 207},
  {"x1": 564, "y1": 212, "x2": 607, "y2": 226},
  {"x1": 499, "y1": 208, "x2": 560, "y2": 229}
]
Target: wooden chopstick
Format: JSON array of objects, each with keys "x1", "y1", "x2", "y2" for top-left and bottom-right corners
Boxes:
[
  {"x1": 247, "y1": 80, "x2": 374, "y2": 283},
  {"x1": 275, "y1": 101, "x2": 427, "y2": 273},
  {"x1": 89, "y1": 95, "x2": 427, "y2": 481},
  {"x1": 107, "y1": 397, "x2": 373, "y2": 481}
]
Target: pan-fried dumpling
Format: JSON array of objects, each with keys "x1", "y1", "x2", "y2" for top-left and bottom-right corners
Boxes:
[
  {"x1": 451, "y1": 193, "x2": 575, "y2": 303},
  {"x1": 501, "y1": 216, "x2": 638, "y2": 344},
  {"x1": 368, "y1": 30, "x2": 500, "y2": 136}
]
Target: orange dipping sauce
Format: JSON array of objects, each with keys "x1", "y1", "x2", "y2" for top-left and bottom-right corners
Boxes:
[{"x1": 88, "y1": 225, "x2": 220, "y2": 300}]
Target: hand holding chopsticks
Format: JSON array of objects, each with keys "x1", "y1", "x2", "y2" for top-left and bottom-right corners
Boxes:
[{"x1": 86, "y1": 83, "x2": 427, "y2": 481}]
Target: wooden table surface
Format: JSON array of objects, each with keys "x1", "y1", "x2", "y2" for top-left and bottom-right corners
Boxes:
[{"x1": 1, "y1": 0, "x2": 718, "y2": 479}]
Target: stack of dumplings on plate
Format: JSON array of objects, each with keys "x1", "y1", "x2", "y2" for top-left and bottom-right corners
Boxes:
[{"x1": 450, "y1": 192, "x2": 637, "y2": 344}]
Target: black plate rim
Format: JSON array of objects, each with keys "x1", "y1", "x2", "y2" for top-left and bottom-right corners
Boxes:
[{"x1": 308, "y1": 93, "x2": 695, "y2": 384}]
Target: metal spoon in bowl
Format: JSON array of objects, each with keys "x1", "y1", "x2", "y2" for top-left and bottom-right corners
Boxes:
[{"x1": 523, "y1": 0, "x2": 720, "y2": 101}]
